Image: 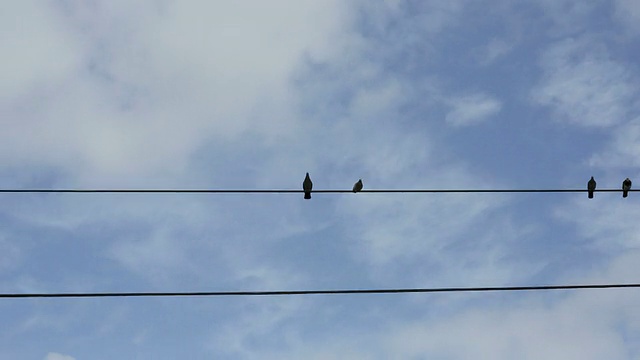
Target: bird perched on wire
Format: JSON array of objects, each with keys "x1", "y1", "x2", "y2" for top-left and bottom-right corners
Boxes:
[
  {"x1": 622, "y1": 178, "x2": 632, "y2": 198},
  {"x1": 352, "y1": 179, "x2": 363, "y2": 193},
  {"x1": 587, "y1": 176, "x2": 596, "y2": 199},
  {"x1": 303, "y1": 173, "x2": 313, "y2": 199}
]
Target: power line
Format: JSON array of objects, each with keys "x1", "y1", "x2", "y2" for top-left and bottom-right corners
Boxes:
[
  {"x1": 0, "y1": 189, "x2": 635, "y2": 194},
  {"x1": 2, "y1": 283, "x2": 640, "y2": 299}
]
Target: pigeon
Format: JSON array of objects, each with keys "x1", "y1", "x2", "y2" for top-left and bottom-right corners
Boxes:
[
  {"x1": 352, "y1": 179, "x2": 363, "y2": 193},
  {"x1": 587, "y1": 176, "x2": 596, "y2": 199},
  {"x1": 303, "y1": 172, "x2": 313, "y2": 199},
  {"x1": 623, "y1": 178, "x2": 632, "y2": 198}
]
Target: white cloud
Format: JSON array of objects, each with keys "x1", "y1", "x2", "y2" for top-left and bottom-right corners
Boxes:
[
  {"x1": 361, "y1": 0, "x2": 466, "y2": 35},
  {"x1": 339, "y1": 190, "x2": 539, "y2": 288},
  {"x1": 532, "y1": 38, "x2": 638, "y2": 127},
  {"x1": 554, "y1": 192, "x2": 640, "y2": 251},
  {"x1": 589, "y1": 120, "x2": 640, "y2": 169},
  {"x1": 0, "y1": 0, "x2": 352, "y2": 186},
  {"x1": 207, "y1": 297, "x2": 305, "y2": 358},
  {"x1": 384, "y1": 296, "x2": 632, "y2": 359},
  {"x1": 0, "y1": 1, "x2": 83, "y2": 102},
  {"x1": 477, "y1": 38, "x2": 515, "y2": 65},
  {"x1": 445, "y1": 93, "x2": 502, "y2": 127},
  {"x1": 44, "y1": 353, "x2": 75, "y2": 360},
  {"x1": 530, "y1": 0, "x2": 609, "y2": 37},
  {"x1": 108, "y1": 228, "x2": 194, "y2": 284},
  {"x1": 614, "y1": 0, "x2": 640, "y2": 34}
]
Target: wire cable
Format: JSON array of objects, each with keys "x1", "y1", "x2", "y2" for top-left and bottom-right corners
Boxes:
[
  {"x1": 0, "y1": 189, "x2": 636, "y2": 194},
  {"x1": 2, "y1": 283, "x2": 640, "y2": 299}
]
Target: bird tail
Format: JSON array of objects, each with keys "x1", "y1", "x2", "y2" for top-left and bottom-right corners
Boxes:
[
  {"x1": 304, "y1": 192, "x2": 311, "y2": 199},
  {"x1": 588, "y1": 192, "x2": 593, "y2": 199},
  {"x1": 623, "y1": 191, "x2": 628, "y2": 198}
]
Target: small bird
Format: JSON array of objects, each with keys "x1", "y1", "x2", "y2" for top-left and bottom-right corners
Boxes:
[
  {"x1": 352, "y1": 179, "x2": 363, "y2": 193},
  {"x1": 588, "y1": 176, "x2": 596, "y2": 199},
  {"x1": 623, "y1": 178, "x2": 632, "y2": 198},
  {"x1": 303, "y1": 173, "x2": 313, "y2": 199}
]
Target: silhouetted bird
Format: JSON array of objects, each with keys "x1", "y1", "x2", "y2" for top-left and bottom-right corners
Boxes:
[
  {"x1": 588, "y1": 176, "x2": 596, "y2": 199},
  {"x1": 352, "y1": 179, "x2": 363, "y2": 193},
  {"x1": 303, "y1": 173, "x2": 313, "y2": 199},
  {"x1": 623, "y1": 178, "x2": 632, "y2": 198}
]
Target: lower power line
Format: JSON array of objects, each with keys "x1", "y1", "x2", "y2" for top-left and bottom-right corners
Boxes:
[{"x1": 2, "y1": 283, "x2": 639, "y2": 299}]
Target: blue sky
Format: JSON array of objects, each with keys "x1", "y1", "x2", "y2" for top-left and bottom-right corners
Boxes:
[{"x1": 2, "y1": 0, "x2": 640, "y2": 358}]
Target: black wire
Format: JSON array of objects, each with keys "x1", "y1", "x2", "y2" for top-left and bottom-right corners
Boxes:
[
  {"x1": 2, "y1": 283, "x2": 639, "y2": 299},
  {"x1": 0, "y1": 189, "x2": 635, "y2": 193}
]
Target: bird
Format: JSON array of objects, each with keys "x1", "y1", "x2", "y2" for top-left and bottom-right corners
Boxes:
[
  {"x1": 352, "y1": 179, "x2": 363, "y2": 193},
  {"x1": 303, "y1": 173, "x2": 313, "y2": 199},
  {"x1": 623, "y1": 178, "x2": 632, "y2": 198},
  {"x1": 587, "y1": 176, "x2": 596, "y2": 199}
]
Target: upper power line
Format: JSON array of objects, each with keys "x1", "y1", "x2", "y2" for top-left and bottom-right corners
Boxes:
[
  {"x1": 0, "y1": 175, "x2": 632, "y2": 198},
  {"x1": 0, "y1": 188, "x2": 636, "y2": 193}
]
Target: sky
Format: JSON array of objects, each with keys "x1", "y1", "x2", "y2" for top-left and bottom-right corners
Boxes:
[{"x1": 2, "y1": 0, "x2": 640, "y2": 358}]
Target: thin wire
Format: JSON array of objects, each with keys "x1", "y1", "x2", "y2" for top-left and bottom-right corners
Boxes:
[
  {"x1": 2, "y1": 283, "x2": 640, "y2": 298},
  {"x1": 0, "y1": 189, "x2": 635, "y2": 193}
]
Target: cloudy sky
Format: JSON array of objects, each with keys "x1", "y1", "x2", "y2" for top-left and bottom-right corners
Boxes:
[{"x1": 2, "y1": 0, "x2": 640, "y2": 358}]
